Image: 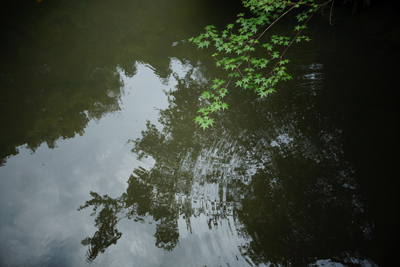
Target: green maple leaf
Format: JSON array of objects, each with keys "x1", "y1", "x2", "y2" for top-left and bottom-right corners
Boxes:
[
  {"x1": 205, "y1": 25, "x2": 215, "y2": 30},
  {"x1": 200, "y1": 122, "x2": 209, "y2": 130},
  {"x1": 206, "y1": 118, "x2": 215, "y2": 127},
  {"x1": 235, "y1": 49, "x2": 243, "y2": 55},
  {"x1": 259, "y1": 90, "x2": 268, "y2": 98},
  {"x1": 201, "y1": 91, "x2": 211, "y2": 99},
  {"x1": 194, "y1": 116, "x2": 203, "y2": 123}
]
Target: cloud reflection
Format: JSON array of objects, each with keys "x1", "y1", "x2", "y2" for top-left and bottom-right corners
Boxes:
[{"x1": 79, "y1": 60, "x2": 374, "y2": 266}]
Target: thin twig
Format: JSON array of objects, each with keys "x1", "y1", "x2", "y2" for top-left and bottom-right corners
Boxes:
[
  {"x1": 280, "y1": 0, "x2": 332, "y2": 60},
  {"x1": 250, "y1": 4, "x2": 298, "y2": 52},
  {"x1": 237, "y1": 67, "x2": 244, "y2": 78}
]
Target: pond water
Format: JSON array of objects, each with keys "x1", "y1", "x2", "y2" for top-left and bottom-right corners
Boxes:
[{"x1": 0, "y1": 0, "x2": 399, "y2": 266}]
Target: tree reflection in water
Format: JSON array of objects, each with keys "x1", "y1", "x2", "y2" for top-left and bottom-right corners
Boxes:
[
  {"x1": 79, "y1": 61, "x2": 374, "y2": 266},
  {"x1": 0, "y1": 0, "x2": 221, "y2": 165}
]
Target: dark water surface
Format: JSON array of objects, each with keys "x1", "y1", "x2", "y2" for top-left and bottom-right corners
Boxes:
[{"x1": 1, "y1": 0, "x2": 399, "y2": 266}]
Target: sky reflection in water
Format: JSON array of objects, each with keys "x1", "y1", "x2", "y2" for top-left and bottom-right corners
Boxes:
[{"x1": 1, "y1": 0, "x2": 399, "y2": 266}]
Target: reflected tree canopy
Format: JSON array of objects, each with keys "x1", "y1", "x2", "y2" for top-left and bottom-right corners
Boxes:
[
  {"x1": 0, "y1": 0, "x2": 397, "y2": 266},
  {"x1": 79, "y1": 59, "x2": 375, "y2": 266},
  {"x1": 0, "y1": 0, "x2": 241, "y2": 165}
]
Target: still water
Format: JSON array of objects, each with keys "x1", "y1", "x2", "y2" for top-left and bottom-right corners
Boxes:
[{"x1": 0, "y1": 0, "x2": 399, "y2": 266}]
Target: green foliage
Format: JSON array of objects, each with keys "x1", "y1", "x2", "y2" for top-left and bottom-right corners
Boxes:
[{"x1": 189, "y1": 0, "x2": 331, "y2": 129}]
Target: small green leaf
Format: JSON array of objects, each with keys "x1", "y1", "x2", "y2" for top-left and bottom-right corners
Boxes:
[
  {"x1": 206, "y1": 118, "x2": 215, "y2": 127},
  {"x1": 259, "y1": 90, "x2": 268, "y2": 98},
  {"x1": 194, "y1": 116, "x2": 202, "y2": 123},
  {"x1": 221, "y1": 103, "x2": 229, "y2": 110},
  {"x1": 200, "y1": 122, "x2": 209, "y2": 130},
  {"x1": 201, "y1": 91, "x2": 211, "y2": 99}
]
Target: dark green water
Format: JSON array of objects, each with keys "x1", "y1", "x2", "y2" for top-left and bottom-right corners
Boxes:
[{"x1": 0, "y1": 0, "x2": 399, "y2": 266}]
